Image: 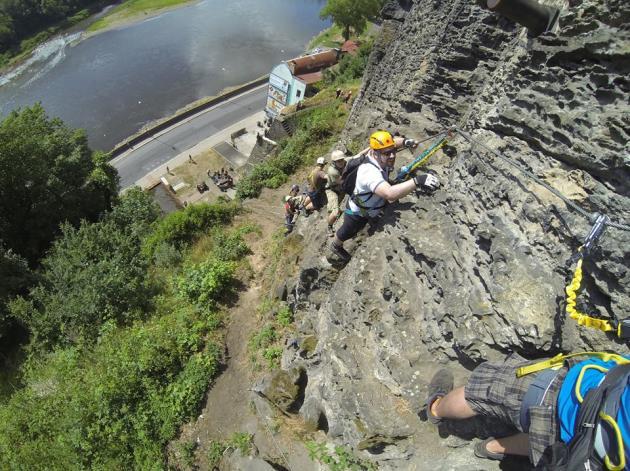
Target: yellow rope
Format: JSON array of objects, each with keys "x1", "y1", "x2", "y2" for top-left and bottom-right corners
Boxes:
[{"x1": 565, "y1": 252, "x2": 616, "y2": 335}]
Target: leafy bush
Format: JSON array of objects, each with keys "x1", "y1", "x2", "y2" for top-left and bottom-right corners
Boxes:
[
  {"x1": 263, "y1": 346, "x2": 283, "y2": 369},
  {"x1": 0, "y1": 104, "x2": 118, "y2": 264},
  {"x1": 324, "y1": 39, "x2": 374, "y2": 86},
  {"x1": 212, "y1": 228, "x2": 253, "y2": 262},
  {"x1": 0, "y1": 304, "x2": 221, "y2": 469},
  {"x1": 276, "y1": 306, "x2": 294, "y2": 327},
  {"x1": 177, "y1": 259, "x2": 236, "y2": 307},
  {"x1": 11, "y1": 217, "x2": 153, "y2": 349},
  {"x1": 307, "y1": 441, "x2": 377, "y2": 471},
  {"x1": 144, "y1": 200, "x2": 240, "y2": 257},
  {"x1": 206, "y1": 432, "x2": 253, "y2": 468},
  {"x1": 236, "y1": 103, "x2": 347, "y2": 199},
  {"x1": 107, "y1": 186, "x2": 161, "y2": 237},
  {"x1": 249, "y1": 324, "x2": 276, "y2": 350}
]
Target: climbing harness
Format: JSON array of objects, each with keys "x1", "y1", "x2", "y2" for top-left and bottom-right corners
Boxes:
[
  {"x1": 517, "y1": 352, "x2": 630, "y2": 471},
  {"x1": 565, "y1": 214, "x2": 630, "y2": 339},
  {"x1": 394, "y1": 130, "x2": 451, "y2": 183},
  {"x1": 517, "y1": 351, "x2": 630, "y2": 378}
]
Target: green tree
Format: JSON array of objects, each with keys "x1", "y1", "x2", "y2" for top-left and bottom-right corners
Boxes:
[
  {"x1": 10, "y1": 190, "x2": 158, "y2": 349},
  {"x1": 0, "y1": 104, "x2": 119, "y2": 265},
  {"x1": 0, "y1": 243, "x2": 34, "y2": 340},
  {"x1": 320, "y1": 0, "x2": 384, "y2": 41}
]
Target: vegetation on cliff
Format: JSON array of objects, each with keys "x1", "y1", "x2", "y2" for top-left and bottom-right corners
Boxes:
[{"x1": 236, "y1": 38, "x2": 374, "y2": 200}]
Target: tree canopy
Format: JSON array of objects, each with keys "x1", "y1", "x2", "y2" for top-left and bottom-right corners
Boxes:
[
  {"x1": 0, "y1": 103, "x2": 118, "y2": 265},
  {"x1": 320, "y1": 0, "x2": 385, "y2": 41},
  {"x1": 10, "y1": 188, "x2": 159, "y2": 349},
  {"x1": 0, "y1": 0, "x2": 108, "y2": 54}
]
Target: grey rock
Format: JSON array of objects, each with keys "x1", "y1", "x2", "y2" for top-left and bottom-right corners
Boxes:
[
  {"x1": 268, "y1": 0, "x2": 630, "y2": 468},
  {"x1": 253, "y1": 367, "x2": 306, "y2": 414}
]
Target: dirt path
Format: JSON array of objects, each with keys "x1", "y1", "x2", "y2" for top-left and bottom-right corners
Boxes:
[{"x1": 176, "y1": 185, "x2": 317, "y2": 470}]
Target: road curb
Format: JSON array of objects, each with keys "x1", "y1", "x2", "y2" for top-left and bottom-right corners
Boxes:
[{"x1": 109, "y1": 74, "x2": 269, "y2": 158}]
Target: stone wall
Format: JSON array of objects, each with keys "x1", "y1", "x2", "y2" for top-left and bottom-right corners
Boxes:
[{"x1": 269, "y1": 0, "x2": 630, "y2": 468}]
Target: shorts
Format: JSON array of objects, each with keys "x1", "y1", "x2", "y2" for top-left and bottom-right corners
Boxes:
[
  {"x1": 464, "y1": 353, "x2": 569, "y2": 466},
  {"x1": 326, "y1": 189, "x2": 344, "y2": 213},
  {"x1": 336, "y1": 212, "x2": 369, "y2": 242},
  {"x1": 307, "y1": 190, "x2": 326, "y2": 211}
]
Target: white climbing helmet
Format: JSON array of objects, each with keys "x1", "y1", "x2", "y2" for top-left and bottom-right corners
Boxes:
[{"x1": 331, "y1": 150, "x2": 345, "y2": 161}]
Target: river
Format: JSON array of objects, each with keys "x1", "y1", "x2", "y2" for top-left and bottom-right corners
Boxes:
[{"x1": 0, "y1": 0, "x2": 330, "y2": 151}]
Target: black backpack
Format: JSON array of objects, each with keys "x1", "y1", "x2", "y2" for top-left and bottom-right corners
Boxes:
[{"x1": 340, "y1": 154, "x2": 380, "y2": 196}]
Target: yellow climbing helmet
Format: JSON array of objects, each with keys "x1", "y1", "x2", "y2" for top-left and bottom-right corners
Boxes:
[{"x1": 370, "y1": 130, "x2": 395, "y2": 150}]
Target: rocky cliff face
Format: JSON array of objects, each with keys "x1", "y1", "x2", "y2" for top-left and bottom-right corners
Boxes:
[{"x1": 265, "y1": 0, "x2": 630, "y2": 468}]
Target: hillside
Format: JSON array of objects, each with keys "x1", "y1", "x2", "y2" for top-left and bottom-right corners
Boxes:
[{"x1": 263, "y1": 0, "x2": 630, "y2": 468}]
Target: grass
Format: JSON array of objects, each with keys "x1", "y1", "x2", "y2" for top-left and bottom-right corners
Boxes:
[
  {"x1": 248, "y1": 296, "x2": 297, "y2": 370},
  {"x1": 207, "y1": 432, "x2": 253, "y2": 467},
  {"x1": 87, "y1": 0, "x2": 193, "y2": 32},
  {"x1": 308, "y1": 24, "x2": 345, "y2": 50}
]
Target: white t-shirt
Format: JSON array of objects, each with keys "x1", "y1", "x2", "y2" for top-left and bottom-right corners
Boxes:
[{"x1": 348, "y1": 154, "x2": 389, "y2": 217}]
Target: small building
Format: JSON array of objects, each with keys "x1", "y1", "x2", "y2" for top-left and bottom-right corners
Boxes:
[{"x1": 265, "y1": 49, "x2": 340, "y2": 118}]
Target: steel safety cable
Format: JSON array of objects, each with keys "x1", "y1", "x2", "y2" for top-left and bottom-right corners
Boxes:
[{"x1": 454, "y1": 128, "x2": 630, "y2": 231}]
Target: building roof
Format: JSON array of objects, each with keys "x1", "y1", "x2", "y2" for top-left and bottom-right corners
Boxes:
[
  {"x1": 295, "y1": 71, "x2": 323, "y2": 85},
  {"x1": 287, "y1": 49, "x2": 339, "y2": 75},
  {"x1": 341, "y1": 40, "x2": 359, "y2": 54}
]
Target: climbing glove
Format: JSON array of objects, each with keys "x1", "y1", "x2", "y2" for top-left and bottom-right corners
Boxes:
[
  {"x1": 413, "y1": 173, "x2": 440, "y2": 192},
  {"x1": 403, "y1": 138, "x2": 419, "y2": 149}
]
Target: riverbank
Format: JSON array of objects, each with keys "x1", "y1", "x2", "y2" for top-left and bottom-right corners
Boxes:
[
  {"x1": 85, "y1": 0, "x2": 195, "y2": 34},
  {"x1": 0, "y1": 0, "x2": 193, "y2": 73}
]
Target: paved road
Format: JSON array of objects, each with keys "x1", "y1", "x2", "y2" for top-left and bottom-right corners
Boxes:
[{"x1": 112, "y1": 85, "x2": 267, "y2": 188}]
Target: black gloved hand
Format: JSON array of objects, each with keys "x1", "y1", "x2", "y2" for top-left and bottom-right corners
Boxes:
[
  {"x1": 403, "y1": 138, "x2": 419, "y2": 149},
  {"x1": 413, "y1": 173, "x2": 440, "y2": 192}
]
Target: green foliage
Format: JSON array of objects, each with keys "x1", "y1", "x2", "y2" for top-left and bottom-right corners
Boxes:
[
  {"x1": 228, "y1": 432, "x2": 253, "y2": 456},
  {"x1": 0, "y1": 104, "x2": 118, "y2": 264},
  {"x1": 11, "y1": 217, "x2": 154, "y2": 349},
  {"x1": 263, "y1": 346, "x2": 282, "y2": 369},
  {"x1": 206, "y1": 432, "x2": 253, "y2": 467},
  {"x1": 307, "y1": 441, "x2": 377, "y2": 471},
  {"x1": 0, "y1": 302, "x2": 222, "y2": 469},
  {"x1": 0, "y1": 177, "x2": 251, "y2": 468},
  {"x1": 177, "y1": 258, "x2": 236, "y2": 307},
  {"x1": 211, "y1": 227, "x2": 254, "y2": 262},
  {"x1": 237, "y1": 104, "x2": 347, "y2": 199},
  {"x1": 276, "y1": 305, "x2": 294, "y2": 327},
  {"x1": 0, "y1": 244, "x2": 34, "y2": 340},
  {"x1": 0, "y1": 0, "x2": 110, "y2": 62},
  {"x1": 107, "y1": 186, "x2": 161, "y2": 238},
  {"x1": 320, "y1": 0, "x2": 385, "y2": 40},
  {"x1": 144, "y1": 200, "x2": 240, "y2": 257},
  {"x1": 178, "y1": 440, "x2": 197, "y2": 468},
  {"x1": 249, "y1": 323, "x2": 276, "y2": 350},
  {"x1": 324, "y1": 39, "x2": 374, "y2": 86},
  {"x1": 207, "y1": 440, "x2": 226, "y2": 467}
]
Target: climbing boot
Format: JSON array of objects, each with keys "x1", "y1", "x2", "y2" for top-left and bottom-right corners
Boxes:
[
  {"x1": 329, "y1": 242, "x2": 351, "y2": 261},
  {"x1": 426, "y1": 368, "x2": 454, "y2": 424},
  {"x1": 327, "y1": 225, "x2": 335, "y2": 238},
  {"x1": 474, "y1": 438, "x2": 505, "y2": 461}
]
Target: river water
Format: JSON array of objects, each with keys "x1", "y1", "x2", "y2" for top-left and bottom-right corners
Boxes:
[{"x1": 0, "y1": 0, "x2": 329, "y2": 151}]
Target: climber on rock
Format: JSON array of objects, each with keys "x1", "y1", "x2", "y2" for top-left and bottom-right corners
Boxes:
[
  {"x1": 305, "y1": 156, "x2": 328, "y2": 213},
  {"x1": 325, "y1": 150, "x2": 347, "y2": 237},
  {"x1": 329, "y1": 130, "x2": 439, "y2": 261},
  {"x1": 426, "y1": 352, "x2": 630, "y2": 469}
]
